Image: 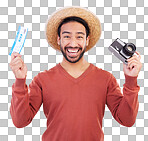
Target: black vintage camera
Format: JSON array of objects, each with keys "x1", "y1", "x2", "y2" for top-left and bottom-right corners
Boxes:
[{"x1": 108, "y1": 38, "x2": 136, "y2": 65}]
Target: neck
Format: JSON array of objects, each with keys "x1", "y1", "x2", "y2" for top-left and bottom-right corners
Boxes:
[{"x1": 60, "y1": 56, "x2": 89, "y2": 72}]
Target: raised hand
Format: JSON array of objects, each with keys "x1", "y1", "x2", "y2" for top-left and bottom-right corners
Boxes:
[
  {"x1": 123, "y1": 51, "x2": 142, "y2": 77},
  {"x1": 9, "y1": 52, "x2": 27, "y2": 79}
]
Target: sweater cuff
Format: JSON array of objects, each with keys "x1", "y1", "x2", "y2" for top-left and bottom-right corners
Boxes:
[
  {"x1": 124, "y1": 73, "x2": 138, "y2": 88},
  {"x1": 14, "y1": 78, "x2": 26, "y2": 89}
]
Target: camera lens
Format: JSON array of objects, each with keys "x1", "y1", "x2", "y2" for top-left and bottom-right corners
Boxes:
[
  {"x1": 127, "y1": 46, "x2": 133, "y2": 51},
  {"x1": 123, "y1": 43, "x2": 136, "y2": 56}
]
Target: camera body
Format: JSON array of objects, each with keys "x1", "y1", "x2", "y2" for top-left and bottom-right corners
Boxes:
[{"x1": 108, "y1": 38, "x2": 136, "y2": 65}]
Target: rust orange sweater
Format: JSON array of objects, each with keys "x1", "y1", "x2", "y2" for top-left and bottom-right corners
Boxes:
[{"x1": 10, "y1": 63, "x2": 140, "y2": 141}]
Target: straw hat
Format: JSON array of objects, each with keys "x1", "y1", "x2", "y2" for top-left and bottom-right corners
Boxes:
[{"x1": 45, "y1": 6, "x2": 101, "y2": 52}]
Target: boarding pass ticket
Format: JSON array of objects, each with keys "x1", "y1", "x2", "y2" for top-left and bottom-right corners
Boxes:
[{"x1": 9, "y1": 26, "x2": 28, "y2": 55}]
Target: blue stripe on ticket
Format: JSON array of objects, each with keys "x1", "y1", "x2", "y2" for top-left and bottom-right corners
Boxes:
[{"x1": 9, "y1": 26, "x2": 28, "y2": 56}]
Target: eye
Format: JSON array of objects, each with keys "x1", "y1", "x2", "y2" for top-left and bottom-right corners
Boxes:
[
  {"x1": 64, "y1": 36, "x2": 70, "y2": 38},
  {"x1": 77, "y1": 36, "x2": 83, "y2": 39}
]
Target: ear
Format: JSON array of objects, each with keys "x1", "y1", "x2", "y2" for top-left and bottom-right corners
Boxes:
[
  {"x1": 86, "y1": 36, "x2": 90, "y2": 46},
  {"x1": 57, "y1": 36, "x2": 60, "y2": 45}
]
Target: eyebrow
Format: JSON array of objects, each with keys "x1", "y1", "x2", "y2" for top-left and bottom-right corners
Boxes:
[
  {"x1": 62, "y1": 31, "x2": 71, "y2": 34},
  {"x1": 62, "y1": 31, "x2": 85, "y2": 35},
  {"x1": 77, "y1": 32, "x2": 85, "y2": 35}
]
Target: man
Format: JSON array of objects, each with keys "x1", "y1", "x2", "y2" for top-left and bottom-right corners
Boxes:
[{"x1": 9, "y1": 6, "x2": 142, "y2": 141}]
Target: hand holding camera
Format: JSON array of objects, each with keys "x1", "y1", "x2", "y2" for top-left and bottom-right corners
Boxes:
[
  {"x1": 123, "y1": 51, "x2": 142, "y2": 77},
  {"x1": 109, "y1": 38, "x2": 142, "y2": 77}
]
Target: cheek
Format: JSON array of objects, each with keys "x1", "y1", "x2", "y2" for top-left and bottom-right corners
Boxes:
[
  {"x1": 79, "y1": 40, "x2": 86, "y2": 46},
  {"x1": 60, "y1": 39, "x2": 69, "y2": 46}
]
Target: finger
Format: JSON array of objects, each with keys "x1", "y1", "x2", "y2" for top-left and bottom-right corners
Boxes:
[
  {"x1": 11, "y1": 52, "x2": 21, "y2": 60},
  {"x1": 11, "y1": 63, "x2": 23, "y2": 72},
  {"x1": 123, "y1": 63, "x2": 129, "y2": 69},
  {"x1": 10, "y1": 62, "x2": 23, "y2": 72},
  {"x1": 135, "y1": 51, "x2": 140, "y2": 55},
  {"x1": 10, "y1": 58, "x2": 23, "y2": 70},
  {"x1": 128, "y1": 62, "x2": 138, "y2": 70},
  {"x1": 10, "y1": 57, "x2": 23, "y2": 66},
  {"x1": 135, "y1": 51, "x2": 141, "y2": 60},
  {"x1": 127, "y1": 59, "x2": 139, "y2": 67},
  {"x1": 123, "y1": 63, "x2": 126, "y2": 68},
  {"x1": 128, "y1": 61, "x2": 140, "y2": 70},
  {"x1": 127, "y1": 56, "x2": 139, "y2": 63},
  {"x1": 11, "y1": 63, "x2": 23, "y2": 73},
  {"x1": 127, "y1": 53, "x2": 141, "y2": 62},
  {"x1": 11, "y1": 60, "x2": 23, "y2": 68}
]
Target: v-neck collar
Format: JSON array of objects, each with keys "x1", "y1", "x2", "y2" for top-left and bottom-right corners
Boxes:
[{"x1": 57, "y1": 63, "x2": 94, "y2": 83}]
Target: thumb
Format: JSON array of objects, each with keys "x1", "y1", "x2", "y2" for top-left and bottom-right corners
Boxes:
[
  {"x1": 11, "y1": 52, "x2": 21, "y2": 60},
  {"x1": 123, "y1": 63, "x2": 126, "y2": 68},
  {"x1": 123, "y1": 63, "x2": 129, "y2": 70}
]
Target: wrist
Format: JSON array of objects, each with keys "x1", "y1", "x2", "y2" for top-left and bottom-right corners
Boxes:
[
  {"x1": 124, "y1": 73, "x2": 138, "y2": 88},
  {"x1": 15, "y1": 73, "x2": 27, "y2": 79},
  {"x1": 14, "y1": 77, "x2": 27, "y2": 89}
]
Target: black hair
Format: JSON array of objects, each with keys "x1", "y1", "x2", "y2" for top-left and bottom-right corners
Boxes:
[{"x1": 58, "y1": 16, "x2": 90, "y2": 38}]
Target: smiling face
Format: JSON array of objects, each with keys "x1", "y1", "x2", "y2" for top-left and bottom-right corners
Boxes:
[{"x1": 57, "y1": 21, "x2": 89, "y2": 63}]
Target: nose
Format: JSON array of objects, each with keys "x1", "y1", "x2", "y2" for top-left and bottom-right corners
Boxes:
[{"x1": 69, "y1": 37, "x2": 77, "y2": 47}]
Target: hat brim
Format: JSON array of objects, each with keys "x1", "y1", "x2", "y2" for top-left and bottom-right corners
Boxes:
[{"x1": 45, "y1": 6, "x2": 102, "y2": 52}]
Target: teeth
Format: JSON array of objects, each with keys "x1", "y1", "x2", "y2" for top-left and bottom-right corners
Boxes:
[{"x1": 67, "y1": 49, "x2": 79, "y2": 53}]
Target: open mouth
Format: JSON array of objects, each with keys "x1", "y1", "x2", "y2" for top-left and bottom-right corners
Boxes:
[
  {"x1": 66, "y1": 48, "x2": 81, "y2": 57},
  {"x1": 67, "y1": 48, "x2": 79, "y2": 53}
]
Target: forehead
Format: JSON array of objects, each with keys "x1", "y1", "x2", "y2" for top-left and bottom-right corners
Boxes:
[{"x1": 60, "y1": 21, "x2": 86, "y2": 32}]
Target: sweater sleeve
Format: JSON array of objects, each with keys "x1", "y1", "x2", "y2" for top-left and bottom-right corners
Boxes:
[
  {"x1": 10, "y1": 75, "x2": 43, "y2": 128},
  {"x1": 106, "y1": 73, "x2": 140, "y2": 127}
]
